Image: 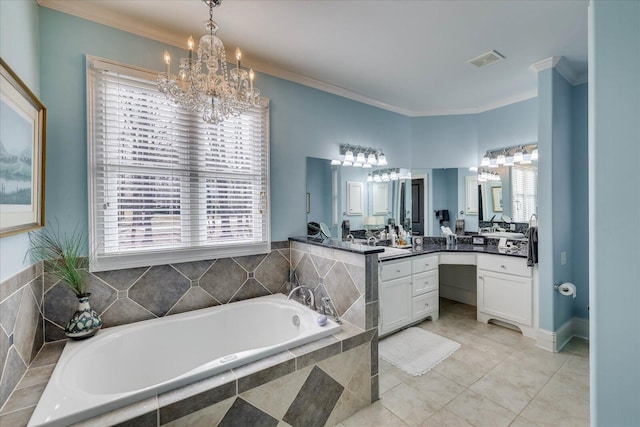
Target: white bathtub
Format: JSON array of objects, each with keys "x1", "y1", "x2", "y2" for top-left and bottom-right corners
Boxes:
[{"x1": 29, "y1": 294, "x2": 341, "y2": 427}]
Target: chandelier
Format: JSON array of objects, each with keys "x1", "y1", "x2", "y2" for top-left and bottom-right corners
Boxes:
[{"x1": 158, "y1": 0, "x2": 260, "y2": 124}]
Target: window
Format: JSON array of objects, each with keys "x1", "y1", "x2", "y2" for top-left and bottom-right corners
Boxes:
[
  {"x1": 87, "y1": 57, "x2": 270, "y2": 271},
  {"x1": 511, "y1": 164, "x2": 537, "y2": 223}
]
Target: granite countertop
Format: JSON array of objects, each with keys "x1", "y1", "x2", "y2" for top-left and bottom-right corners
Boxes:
[
  {"x1": 289, "y1": 235, "x2": 529, "y2": 260},
  {"x1": 377, "y1": 243, "x2": 528, "y2": 261},
  {"x1": 289, "y1": 236, "x2": 385, "y2": 255}
]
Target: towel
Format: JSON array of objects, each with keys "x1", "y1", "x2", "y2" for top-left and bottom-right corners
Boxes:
[{"x1": 525, "y1": 226, "x2": 538, "y2": 266}]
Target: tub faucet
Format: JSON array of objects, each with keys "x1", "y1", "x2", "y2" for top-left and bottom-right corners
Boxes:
[
  {"x1": 287, "y1": 286, "x2": 316, "y2": 310},
  {"x1": 321, "y1": 297, "x2": 341, "y2": 324}
]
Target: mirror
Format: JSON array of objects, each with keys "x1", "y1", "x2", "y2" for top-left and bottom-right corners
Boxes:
[
  {"x1": 476, "y1": 144, "x2": 538, "y2": 233},
  {"x1": 306, "y1": 157, "x2": 411, "y2": 239}
]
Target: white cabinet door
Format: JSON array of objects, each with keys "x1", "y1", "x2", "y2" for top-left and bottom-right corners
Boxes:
[
  {"x1": 372, "y1": 182, "x2": 390, "y2": 215},
  {"x1": 347, "y1": 181, "x2": 364, "y2": 215},
  {"x1": 379, "y1": 276, "x2": 412, "y2": 335},
  {"x1": 465, "y1": 175, "x2": 478, "y2": 214},
  {"x1": 478, "y1": 270, "x2": 533, "y2": 326}
]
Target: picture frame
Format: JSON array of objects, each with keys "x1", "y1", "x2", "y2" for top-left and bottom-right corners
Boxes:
[
  {"x1": 1, "y1": 58, "x2": 46, "y2": 237},
  {"x1": 491, "y1": 186, "x2": 503, "y2": 212}
]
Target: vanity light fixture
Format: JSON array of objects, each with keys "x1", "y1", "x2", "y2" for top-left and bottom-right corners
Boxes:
[{"x1": 338, "y1": 145, "x2": 388, "y2": 168}]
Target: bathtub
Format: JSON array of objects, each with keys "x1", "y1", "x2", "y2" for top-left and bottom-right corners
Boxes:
[{"x1": 29, "y1": 294, "x2": 341, "y2": 427}]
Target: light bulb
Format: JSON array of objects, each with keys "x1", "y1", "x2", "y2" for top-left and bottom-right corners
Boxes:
[
  {"x1": 235, "y1": 47, "x2": 242, "y2": 62},
  {"x1": 377, "y1": 152, "x2": 387, "y2": 166},
  {"x1": 513, "y1": 148, "x2": 524, "y2": 163},
  {"x1": 187, "y1": 36, "x2": 195, "y2": 51},
  {"x1": 481, "y1": 153, "x2": 490, "y2": 167},
  {"x1": 344, "y1": 149, "x2": 354, "y2": 163},
  {"x1": 531, "y1": 148, "x2": 538, "y2": 161},
  {"x1": 367, "y1": 153, "x2": 377, "y2": 165},
  {"x1": 496, "y1": 152, "x2": 506, "y2": 165},
  {"x1": 356, "y1": 152, "x2": 366, "y2": 163},
  {"x1": 164, "y1": 51, "x2": 171, "y2": 65}
]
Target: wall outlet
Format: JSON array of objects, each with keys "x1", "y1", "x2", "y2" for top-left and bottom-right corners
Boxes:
[
  {"x1": 510, "y1": 223, "x2": 516, "y2": 231},
  {"x1": 561, "y1": 251, "x2": 567, "y2": 265}
]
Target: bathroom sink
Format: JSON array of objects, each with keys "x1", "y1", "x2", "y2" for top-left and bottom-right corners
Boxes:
[{"x1": 481, "y1": 231, "x2": 526, "y2": 239}]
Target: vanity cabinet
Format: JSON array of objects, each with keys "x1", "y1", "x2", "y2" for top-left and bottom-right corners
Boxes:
[
  {"x1": 379, "y1": 255, "x2": 439, "y2": 336},
  {"x1": 477, "y1": 254, "x2": 536, "y2": 338}
]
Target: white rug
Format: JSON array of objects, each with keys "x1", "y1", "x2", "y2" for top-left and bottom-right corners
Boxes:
[{"x1": 379, "y1": 327, "x2": 460, "y2": 376}]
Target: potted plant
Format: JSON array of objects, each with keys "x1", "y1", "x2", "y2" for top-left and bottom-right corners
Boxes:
[{"x1": 28, "y1": 222, "x2": 102, "y2": 339}]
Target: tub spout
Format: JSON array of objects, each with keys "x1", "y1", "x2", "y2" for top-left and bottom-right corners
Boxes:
[
  {"x1": 321, "y1": 297, "x2": 342, "y2": 324},
  {"x1": 287, "y1": 286, "x2": 316, "y2": 311}
]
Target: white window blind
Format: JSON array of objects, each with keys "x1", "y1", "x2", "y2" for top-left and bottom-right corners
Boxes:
[
  {"x1": 87, "y1": 57, "x2": 270, "y2": 271},
  {"x1": 511, "y1": 164, "x2": 537, "y2": 223}
]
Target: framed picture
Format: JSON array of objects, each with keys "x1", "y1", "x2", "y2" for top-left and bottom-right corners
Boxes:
[
  {"x1": 491, "y1": 186, "x2": 503, "y2": 212},
  {"x1": 0, "y1": 58, "x2": 46, "y2": 237}
]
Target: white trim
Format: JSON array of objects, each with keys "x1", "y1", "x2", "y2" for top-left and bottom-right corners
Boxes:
[
  {"x1": 536, "y1": 317, "x2": 590, "y2": 353},
  {"x1": 572, "y1": 317, "x2": 590, "y2": 340},
  {"x1": 39, "y1": 0, "x2": 541, "y2": 118},
  {"x1": 529, "y1": 56, "x2": 588, "y2": 86}
]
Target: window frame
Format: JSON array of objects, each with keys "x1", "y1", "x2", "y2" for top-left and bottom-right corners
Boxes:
[{"x1": 86, "y1": 56, "x2": 270, "y2": 272}]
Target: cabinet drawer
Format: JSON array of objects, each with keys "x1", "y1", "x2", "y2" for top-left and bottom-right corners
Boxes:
[
  {"x1": 412, "y1": 291, "x2": 439, "y2": 321},
  {"x1": 380, "y1": 259, "x2": 412, "y2": 281},
  {"x1": 477, "y1": 254, "x2": 531, "y2": 277},
  {"x1": 412, "y1": 254, "x2": 439, "y2": 274},
  {"x1": 412, "y1": 270, "x2": 438, "y2": 296}
]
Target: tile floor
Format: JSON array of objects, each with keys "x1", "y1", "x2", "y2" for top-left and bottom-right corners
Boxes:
[{"x1": 338, "y1": 298, "x2": 590, "y2": 427}]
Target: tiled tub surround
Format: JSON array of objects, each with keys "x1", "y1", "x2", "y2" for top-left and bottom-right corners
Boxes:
[
  {"x1": 42, "y1": 242, "x2": 292, "y2": 342},
  {"x1": 0, "y1": 263, "x2": 45, "y2": 411},
  {"x1": 30, "y1": 295, "x2": 341, "y2": 426},
  {"x1": 289, "y1": 239, "x2": 380, "y2": 403}
]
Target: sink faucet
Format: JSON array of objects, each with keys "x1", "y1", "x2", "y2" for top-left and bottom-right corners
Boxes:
[
  {"x1": 367, "y1": 236, "x2": 377, "y2": 246},
  {"x1": 287, "y1": 286, "x2": 316, "y2": 310},
  {"x1": 345, "y1": 234, "x2": 354, "y2": 242}
]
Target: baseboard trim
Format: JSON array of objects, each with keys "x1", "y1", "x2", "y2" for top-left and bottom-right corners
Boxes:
[{"x1": 536, "y1": 317, "x2": 589, "y2": 352}]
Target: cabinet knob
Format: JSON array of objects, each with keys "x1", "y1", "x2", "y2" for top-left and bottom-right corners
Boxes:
[
  {"x1": 500, "y1": 265, "x2": 506, "y2": 269},
  {"x1": 425, "y1": 264, "x2": 430, "y2": 267},
  {"x1": 396, "y1": 269, "x2": 401, "y2": 273},
  {"x1": 424, "y1": 303, "x2": 429, "y2": 307}
]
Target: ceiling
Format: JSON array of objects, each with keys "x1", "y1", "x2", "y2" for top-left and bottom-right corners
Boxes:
[{"x1": 38, "y1": 0, "x2": 588, "y2": 116}]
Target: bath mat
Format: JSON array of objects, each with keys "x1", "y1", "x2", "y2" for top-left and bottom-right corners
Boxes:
[{"x1": 379, "y1": 327, "x2": 460, "y2": 376}]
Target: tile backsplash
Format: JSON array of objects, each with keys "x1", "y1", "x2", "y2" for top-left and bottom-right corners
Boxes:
[
  {"x1": 42, "y1": 242, "x2": 291, "y2": 342},
  {"x1": 0, "y1": 263, "x2": 44, "y2": 410}
]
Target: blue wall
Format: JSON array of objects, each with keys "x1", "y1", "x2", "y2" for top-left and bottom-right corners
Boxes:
[
  {"x1": 0, "y1": 0, "x2": 41, "y2": 281},
  {"x1": 36, "y1": 8, "x2": 412, "y2": 246},
  {"x1": 571, "y1": 83, "x2": 589, "y2": 320},
  {"x1": 589, "y1": 1, "x2": 640, "y2": 425},
  {"x1": 411, "y1": 115, "x2": 478, "y2": 168}
]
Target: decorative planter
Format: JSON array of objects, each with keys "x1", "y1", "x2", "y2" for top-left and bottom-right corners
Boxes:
[{"x1": 65, "y1": 293, "x2": 102, "y2": 339}]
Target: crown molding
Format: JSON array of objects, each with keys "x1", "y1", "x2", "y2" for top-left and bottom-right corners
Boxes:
[
  {"x1": 411, "y1": 90, "x2": 538, "y2": 117},
  {"x1": 37, "y1": 0, "x2": 543, "y2": 118},
  {"x1": 37, "y1": 0, "x2": 188, "y2": 48},
  {"x1": 529, "y1": 56, "x2": 587, "y2": 86}
]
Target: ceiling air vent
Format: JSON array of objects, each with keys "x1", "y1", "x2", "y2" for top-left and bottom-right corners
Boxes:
[{"x1": 467, "y1": 50, "x2": 505, "y2": 68}]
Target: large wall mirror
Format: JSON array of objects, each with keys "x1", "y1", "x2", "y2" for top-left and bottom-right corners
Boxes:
[
  {"x1": 476, "y1": 144, "x2": 538, "y2": 232},
  {"x1": 306, "y1": 157, "x2": 411, "y2": 239}
]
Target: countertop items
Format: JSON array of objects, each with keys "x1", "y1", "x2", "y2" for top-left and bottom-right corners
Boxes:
[{"x1": 289, "y1": 236, "x2": 527, "y2": 260}]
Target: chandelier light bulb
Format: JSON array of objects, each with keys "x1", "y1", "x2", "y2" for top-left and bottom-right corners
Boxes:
[
  {"x1": 235, "y1": 47, "x2": 242, "y2": 62},
  {"x1": 187, "y1": 36, "x2": 195, "y2": 51}
]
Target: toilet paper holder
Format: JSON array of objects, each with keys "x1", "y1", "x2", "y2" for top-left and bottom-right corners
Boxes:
[{"x1": 554, "y1": 282, "x2": 577, "y2": 298}]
